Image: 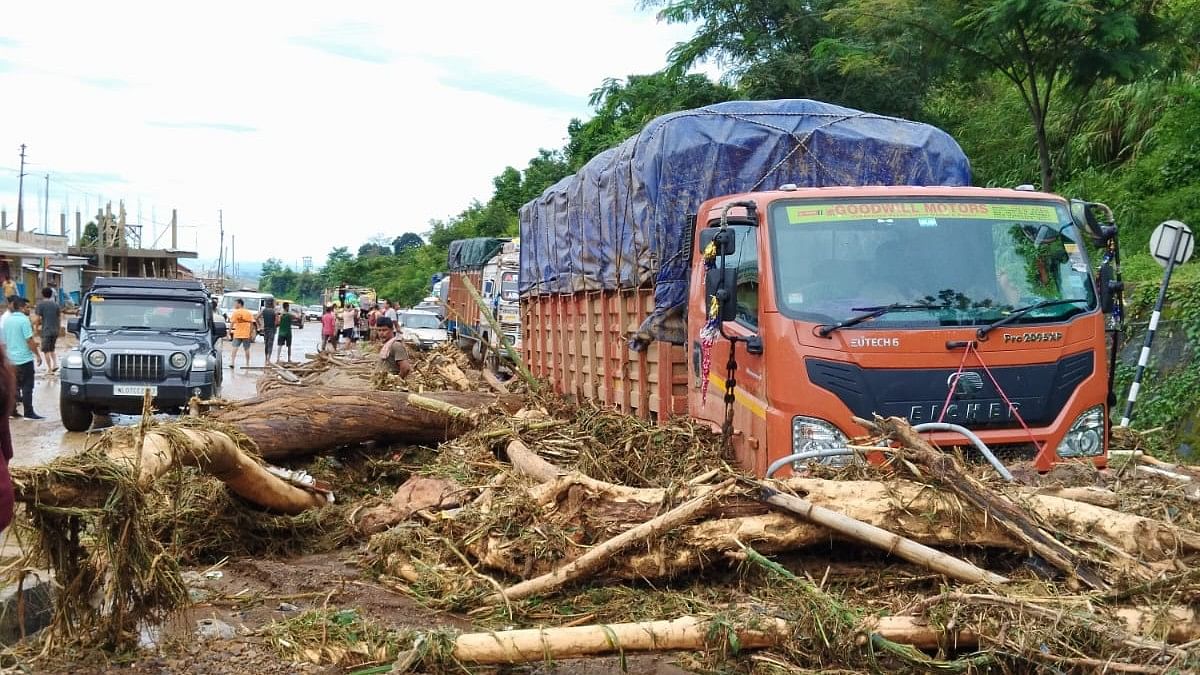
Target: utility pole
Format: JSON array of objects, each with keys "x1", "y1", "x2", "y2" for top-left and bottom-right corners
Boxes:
[
  {"x1": 16, "y1": 144, "x2": 27, "y2": 242},
  {"x1": 217, "y1": 209, "x2": 225, "y2": 289},
  {"x1": 40, "y1": 174, "x2": 50, "y2": 287}
]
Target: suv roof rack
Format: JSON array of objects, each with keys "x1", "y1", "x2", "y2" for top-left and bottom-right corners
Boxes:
[{"x1": 90, "y1": 277, "x2": 208, "y2": 292}]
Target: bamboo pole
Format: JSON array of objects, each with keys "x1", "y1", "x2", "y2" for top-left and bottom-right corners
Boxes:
[
  {"x1": 756, "y1": 483, "x2": 1008, "y2": 585},
  {"x1": 460, "y1": 276, "x2": 537, "y2": 390},
  {"x1": 397, "y1": 607, "x2": 1199, "y2": 667}
]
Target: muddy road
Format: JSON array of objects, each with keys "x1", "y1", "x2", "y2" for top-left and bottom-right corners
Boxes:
[{"x1": 11, "y1": 323, "x2": 324, "y2": 468}]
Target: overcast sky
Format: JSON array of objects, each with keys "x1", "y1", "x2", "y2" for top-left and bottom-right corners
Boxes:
[{"x1": 0, "y1": 1, "x2": 704, "y2": 270}]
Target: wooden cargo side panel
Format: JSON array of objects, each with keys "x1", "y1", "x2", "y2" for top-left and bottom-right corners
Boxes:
[
  {"x1": 521, "y1": 289, "x2": 688, "y2": 421},
  {"x1": 447, "y1": 271, "x2": 483, "y2": 333}
]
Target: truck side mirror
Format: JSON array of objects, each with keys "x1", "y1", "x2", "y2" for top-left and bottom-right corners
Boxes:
[
  {"x1": 1097, "y1": 263, "x2": 1122, "y2": 314},
  {"x1": 705, "y1": 267, "x2": 738, "y2": 322},
  {"x1": 67, "y1": 318, "x2": 80, "y2": 335},
  {"x1": 698, "y1": 227, "x2": 736, "y2": 257},
  {"x1": 213, "y1": 321, "x2": 227, "y2": 339},
  {"x1": 1070, "y1": 199, "x2": 1118, "y2": 244}
]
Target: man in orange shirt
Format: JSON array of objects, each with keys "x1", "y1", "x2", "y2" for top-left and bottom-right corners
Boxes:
[{"x1": 228, "y1": 298, "x2": 255, "y2": 370}]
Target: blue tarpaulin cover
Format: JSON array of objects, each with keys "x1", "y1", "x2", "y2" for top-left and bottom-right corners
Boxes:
[{"x1": 518, "y1": 99, "x2": 972, "y2": 344}]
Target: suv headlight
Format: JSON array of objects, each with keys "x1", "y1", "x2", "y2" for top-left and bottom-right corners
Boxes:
[
  {"x1": 65, "y1": 352, "x2": 84, "y2": 368},
  {"x1": 1056, "y1": 405, "x2": 1105, "y2": 457},
  {"x1": 792, "y1": 416, "x2": 852, "y2": 466},
  {"x1": 191, "y1": 355, "x2": 210, "y2": 371},
  {"x1": 169, "y1": 352, "x2": 188, "y2": 369},
  {"x1": 87, "y1": 350, "x2": 107, "y2": 368}
]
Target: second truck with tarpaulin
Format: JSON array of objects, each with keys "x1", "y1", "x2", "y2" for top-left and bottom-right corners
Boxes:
[
  {"x1": 444, "y1": 238, "x2": 520, "y2": 365},
  {"x1": 518, "y1": 99, "x2": 1123, "y2": 476}
]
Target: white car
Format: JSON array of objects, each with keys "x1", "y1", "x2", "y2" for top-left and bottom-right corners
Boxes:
[{"x1": 397, "y1": 310, "x2": 448, "y2": 350}]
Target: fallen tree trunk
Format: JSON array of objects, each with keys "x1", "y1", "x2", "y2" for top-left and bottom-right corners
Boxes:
[
  {"x1": 15, "y1": 425, "x2": 329, "y2": 514},
  {"x1": 402, "y1": 606, "x2": 1199, "y2": 667},
  {"x1": 873, "y1": 416, "x2": 1108, "y2": 590},
  {"x1": 106, "y1": 427, "x2": 329, "y2": 514},
  {"x1": 496, "y1": 440, "x2": 1199, "y2": 579},
  {"x1": 488, "y1": 479, "x2": 738, "y2": 602},
  {"x1": 756, "y1": 483, "x2": 1009, "y2": 585},
  {"x1": 209, "y1": 387, "x2": 494, "y2": 459}
]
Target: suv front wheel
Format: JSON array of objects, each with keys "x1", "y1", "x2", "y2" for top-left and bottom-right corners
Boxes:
[{"x1": 60, "y1": 393, "x2": 94, "y2": 432}]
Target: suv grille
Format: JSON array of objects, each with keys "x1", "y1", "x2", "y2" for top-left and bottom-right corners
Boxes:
[{"x1": 111, "y1": 354, "x2": 165, "y2": 382}]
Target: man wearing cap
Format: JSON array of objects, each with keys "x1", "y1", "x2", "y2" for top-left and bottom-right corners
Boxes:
[{"x1": 374, "y1": 317, "x2": 412, "y2": 377}]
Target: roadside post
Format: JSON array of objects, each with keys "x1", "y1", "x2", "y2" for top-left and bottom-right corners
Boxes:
[{"x1": 1119, "y1": 220, "x2": 1194, "y2": 427}]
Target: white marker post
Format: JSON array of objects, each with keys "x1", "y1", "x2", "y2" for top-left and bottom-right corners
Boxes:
[{"x1": 1119, "y1": 220, "x2": 1194, "y2": 427}]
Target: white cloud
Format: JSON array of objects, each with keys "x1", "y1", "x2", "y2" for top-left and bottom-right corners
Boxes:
[{"x1": 0, "y1": 0, "x2": 706, "y2": 268}]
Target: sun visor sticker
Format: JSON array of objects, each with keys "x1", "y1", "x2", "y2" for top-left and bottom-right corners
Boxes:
[{"x1": 786, "y1": 203, "x2": 1061, "y2": 224}]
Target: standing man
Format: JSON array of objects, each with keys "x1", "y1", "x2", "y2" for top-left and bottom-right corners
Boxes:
[
  {"x1": 228, "y1": 298, "x2": 255, "y2": 369},
  {"x1": 320, "y1": 305, "x2": 337, "y2": 352},
  {"x1": 3, "y1": 298, "x2": 43, "y2": 419},
  {"x1": 373, "y1": 317, "x2": 412, "y2": 377},
  {"x1": 341, "y1": 303, "x2": 359, "y2": 349},
  {"x1": 259, "y1": 299, "x2": 278, "y2": 363},
  {"x1": 34, "y1": 287, "x2": 60, "y2": 373},
  {"x1": 0, "y1": 277, "x2": 15, "y2": 304},
  {"x1": 276, "y1": 301, "x2": 294, "y2": 363},
  {"x1": 383, "y1": 299, "x2": 398, "y2": 324}
]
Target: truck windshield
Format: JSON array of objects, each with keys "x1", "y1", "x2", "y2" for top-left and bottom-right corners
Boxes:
[
  {"x1": 769, "y1": 198, "x2": 1097, "y2": 327},
  {"x1": 87, "y1": 298, "x2": 209, "y2": 331},
  {"x1": 500, "y1": 272, "x2": 519, "y2": 301}
]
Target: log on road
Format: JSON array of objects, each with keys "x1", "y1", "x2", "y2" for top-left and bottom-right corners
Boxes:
[
  {"x1": 396, "y1": 607, "x2": 1199, "y2": 668},
  {"x1": 15, "y1": 424, "x2": 328, "y2": 514},
  {"x1": 479, "y1": 440, "x2": 1200, "y2": 582},
  {"x1": 208, "y1": 387, "x2": 495, "y2": 459}
]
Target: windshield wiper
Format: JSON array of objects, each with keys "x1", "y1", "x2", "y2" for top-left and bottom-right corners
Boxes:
[
  {"x1": 976, "y1": 298, "x2": 1089, "y2": 339},
  {"x1": 817, "y1": 303, "x2": 944, "y2": 337}
]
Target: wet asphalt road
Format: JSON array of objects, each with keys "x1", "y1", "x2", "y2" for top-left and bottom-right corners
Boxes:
[{"x1": 10, "y1": 323, "x2": 323, "y2": 468}]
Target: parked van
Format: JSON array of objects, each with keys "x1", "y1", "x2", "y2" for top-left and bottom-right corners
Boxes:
[{"x1": 217, "y1": 290, "x2": 274, "y2": 337}]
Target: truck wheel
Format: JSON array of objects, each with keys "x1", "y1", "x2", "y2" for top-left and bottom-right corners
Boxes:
[{"x1": 60, "y1": 394, "x2": 93, "y2": 432}]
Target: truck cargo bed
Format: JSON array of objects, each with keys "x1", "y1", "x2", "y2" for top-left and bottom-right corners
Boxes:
[{"x1": 523, "y1": 288, "x2": 687, "y2": 421}]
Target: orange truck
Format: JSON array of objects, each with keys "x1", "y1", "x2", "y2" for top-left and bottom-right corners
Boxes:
[{"x1": 518, "y1": 100, "x2": 1121, "y2": 476}]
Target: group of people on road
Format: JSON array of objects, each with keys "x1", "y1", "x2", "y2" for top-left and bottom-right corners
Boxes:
[
  {"x1": 0, "y1": 287, "x2": 64, "y2": 420},
  {"x1": 316, "y1": 299, "x2": 411, "y2": 377},
  {"x1": 227, "y1": 298, "x2": 296, "y2": 370}
]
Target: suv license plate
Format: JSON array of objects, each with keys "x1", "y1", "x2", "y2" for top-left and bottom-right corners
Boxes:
[{"x1": 114, "y1": 385, "x2": 158, "y2": 397}]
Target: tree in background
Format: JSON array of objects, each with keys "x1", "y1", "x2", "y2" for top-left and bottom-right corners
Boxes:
[
  {"x1": 565, "y1": 72, "x2": 736, "y2": 169},
  {"x1": 642, "y1": 0, "x2": 943, "y2": 119},
  {"x1": 392, "y1": 233, "x2": 424, "y2": 254},
  {"x1": 836, "y1": 0, "x2": 1163, "y2": 191}
]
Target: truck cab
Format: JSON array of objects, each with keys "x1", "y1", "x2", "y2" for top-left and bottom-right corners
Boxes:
[
  {"x1": 61, "y1": 277, "x2": 226, "y2": 431},
  {"x1": 688, "y1": 186, "x2": 1110, "y2": 474}
]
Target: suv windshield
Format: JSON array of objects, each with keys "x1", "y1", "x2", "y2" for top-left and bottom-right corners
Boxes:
[
  {"x1": 399, "y1": 313, "x2": 440, "y2": 329},
  {"x1": 87, "y1": 297, "x2": 209, "y2": 331},
  {"x1": 769, "y1": 198, "x2": 1097, "y2": 327}
]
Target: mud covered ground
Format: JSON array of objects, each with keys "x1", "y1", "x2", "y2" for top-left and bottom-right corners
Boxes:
[{"x1": 27, "y1": 553, "x2": 691, "y2": 675}]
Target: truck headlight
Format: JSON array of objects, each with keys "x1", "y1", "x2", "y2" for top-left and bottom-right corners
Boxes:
[
  {"x1": 87, "y1": 350, "x2": 107, "y2": 368},
  {"x1": 65, "y1": 352, "x2": 84, "y2": 368},
  {"x1": 191, "y1": 355, "x2": 209, "y2": 371},
  {"x1": 1056, "y1": 405, "x2": 1105, "y2": 457},
  {"x1": 169, "y1": 352, "x2": 189, "y2": 369},
  {"x1": 792, "y1": 416, "x2": 852, "y2": 466}
]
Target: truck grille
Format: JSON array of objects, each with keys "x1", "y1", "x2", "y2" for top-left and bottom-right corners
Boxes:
[{"x1": 111, "y1": 354, "x2": 165, "y2": 382}]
